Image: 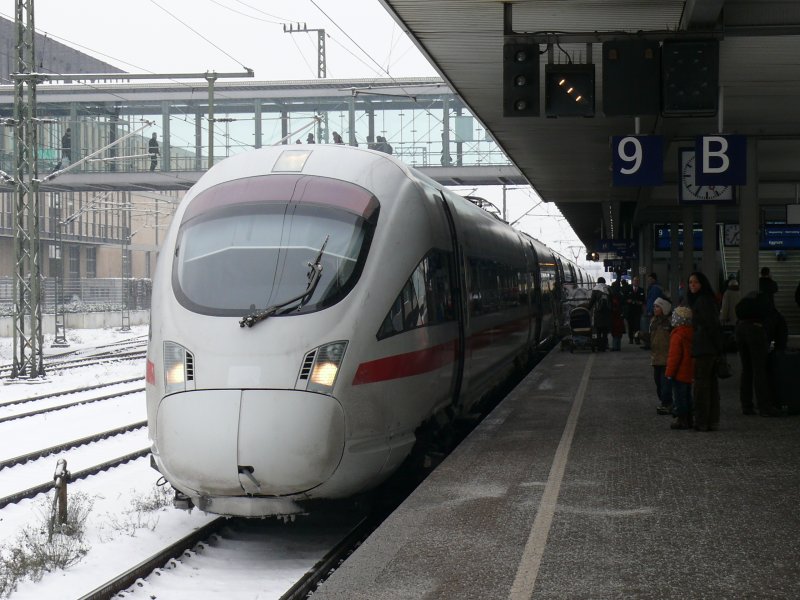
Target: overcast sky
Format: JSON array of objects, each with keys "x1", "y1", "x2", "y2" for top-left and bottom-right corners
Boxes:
[
  {"x1": 2, "y1": 0, "x2": 438, "y2": 81},
  {"x1": 0, "y1": 0, "x2": 589, "y2": 265}
]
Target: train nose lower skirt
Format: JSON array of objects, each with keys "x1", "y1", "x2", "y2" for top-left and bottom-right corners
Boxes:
[{"x1": 156, "y1": 389, "x2": 346, "y2": 497}]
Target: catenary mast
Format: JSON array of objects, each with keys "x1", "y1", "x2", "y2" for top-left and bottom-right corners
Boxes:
[{"x1": 10, "y1": 0, "x2": 45, "y2": 378}]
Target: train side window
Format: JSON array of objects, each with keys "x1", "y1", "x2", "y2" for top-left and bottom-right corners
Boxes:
[{"x1": 377, "y1": 250, "x2": 454, "y2": 340}]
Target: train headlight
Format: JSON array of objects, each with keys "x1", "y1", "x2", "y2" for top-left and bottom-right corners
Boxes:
[
  {"x1": 164, "y1": 341, "x2": 193, "y2": 395},
  {"x1": 307, "y1": 341, "x2": 348, "y2": 394}
]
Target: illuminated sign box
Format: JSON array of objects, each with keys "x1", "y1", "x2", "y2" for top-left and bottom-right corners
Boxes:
[{"x1": 545, "y1": 64, "x2": 595, "y2": 117}]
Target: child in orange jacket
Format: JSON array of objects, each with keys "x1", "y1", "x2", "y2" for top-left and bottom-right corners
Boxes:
[{"x1": 665, "y1": 306, "x2": 695, "y2": 430}]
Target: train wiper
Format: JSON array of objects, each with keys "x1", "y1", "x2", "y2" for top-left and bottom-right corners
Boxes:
[{"x1": 239, "y1": 235, "x2": 330, "y2": 328}]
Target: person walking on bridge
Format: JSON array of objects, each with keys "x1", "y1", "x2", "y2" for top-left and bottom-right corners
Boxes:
[
  {"x1": 61, "y1": 127, "x2": 72, "y2": 165},
  {"x1": 148, "y1": 133, "x2": 160, "y2": 172}
]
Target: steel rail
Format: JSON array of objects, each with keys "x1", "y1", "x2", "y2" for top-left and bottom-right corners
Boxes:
[
  {"x1": 0, "y1": 376, "x2": 143, "y2": 409},
  {"x1": 0, "y1": 449, "x2": 150, "y2": 510},
  {"x1": 0, "y1": 386, "x2": 145, "y2": 425},
  {"x1": 0, "y1": 420, "x2": 146, "y2": 470},
  {"x1": 77, "y1": 517, "x2": 228, "y2": 600}
]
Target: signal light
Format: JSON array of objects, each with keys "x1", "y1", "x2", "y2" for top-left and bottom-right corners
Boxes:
[
  {"x1": 503, "y1": 42, "x2": 540, "y2": 117},
  {"x1": 586, "y1": 252, "x2": 600, "y2": 262},
  {"x1": 545, "y1": 64, "x2": 595, "y2": 117}
]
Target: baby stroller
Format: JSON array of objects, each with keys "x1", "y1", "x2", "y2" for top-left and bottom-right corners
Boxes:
[{"x1": 565, "y1": 305, "x2": 595, "y2": 352}]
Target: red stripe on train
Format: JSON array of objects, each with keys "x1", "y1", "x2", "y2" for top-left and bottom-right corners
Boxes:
[{"x1": 352, "y1": 340, "x2": 457, "y2": 385}]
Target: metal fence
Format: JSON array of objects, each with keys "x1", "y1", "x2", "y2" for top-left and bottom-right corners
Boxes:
[{"x1": 0, "y1": 277, "x2": 151, "y2": 314}]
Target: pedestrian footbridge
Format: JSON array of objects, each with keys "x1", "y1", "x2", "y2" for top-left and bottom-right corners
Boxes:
[{"x1": 0, "y1": 77, "x2": 526, "y2": 192}]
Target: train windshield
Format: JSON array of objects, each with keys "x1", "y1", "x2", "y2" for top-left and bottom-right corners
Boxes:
[{"x1": 172, "y1": 175, "x2": 378, "y2": 317}]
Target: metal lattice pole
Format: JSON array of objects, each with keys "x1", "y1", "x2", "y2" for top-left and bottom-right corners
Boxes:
[
  {"x1": 52, "y1": 193, "x2": 68, "y2": 347},
  {"x1": 11, "y1": 0, "x2": 44, "y2": 378},
  {"x1": 120, "y1": 196, "x2": 131, "y2": 332}
]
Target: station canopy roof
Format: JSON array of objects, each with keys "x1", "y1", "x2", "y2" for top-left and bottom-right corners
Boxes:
[{"x1": 378, "y1": 0, "x2": 800, "y2": 251}]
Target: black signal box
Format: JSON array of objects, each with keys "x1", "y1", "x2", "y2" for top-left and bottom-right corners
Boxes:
[
  {"x1": 503, "y1": 42, "x2": 540, "y2": 117},
  {"x1": 662, "y1": 40, "x2": 719, "y2": 116},
  {"x1": 602, "y1": 40, "x2": 660, "y2": 116}
]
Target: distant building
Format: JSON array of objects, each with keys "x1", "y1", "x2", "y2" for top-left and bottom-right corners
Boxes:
[
  {"x1": 0, "y1": 15, "x2": 124, "y2": 83},
  {"x1": 0, "y1": 16, "x2": 176, "y2": 314}
]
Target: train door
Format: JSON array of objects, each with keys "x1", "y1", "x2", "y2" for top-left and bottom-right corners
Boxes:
[
  {"x1": 527, "y1": 240, "x2": 543, "y2": 345},
  {"x1": 439, "y1": 193, "x2": 466, "y2": 410}
]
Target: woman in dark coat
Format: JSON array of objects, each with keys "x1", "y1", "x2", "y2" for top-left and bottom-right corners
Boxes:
[{"x1": 686, "y1": 271, "x2": 723, "y2": 431}]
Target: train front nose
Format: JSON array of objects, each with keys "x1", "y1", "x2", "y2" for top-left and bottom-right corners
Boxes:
[{"x1": 155, "y1": 389, "x2": 345, "y2": 498}]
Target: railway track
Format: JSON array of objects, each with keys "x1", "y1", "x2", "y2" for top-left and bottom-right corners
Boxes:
[
  {"x1": 0, "y1": 331, "x2": 534, "y2": 598},
  {"x1": 0, "y1": 448, "x2": 150, "y2": 510},
  {"x1": 0, "y1": 382, "x2": 148, "y2": 509},
  {"x1": 0, "y1": 375, "x2": 144, "y2": 410},
  {"x1": 0, "y1": 385, "x2": 145, "y2": 425},
  {"x1": 81, "y1": 511, "x2": 375, "y2": 599},
  {"x1": 0, "y1": 337, "x2": 147, "y2": 378}
]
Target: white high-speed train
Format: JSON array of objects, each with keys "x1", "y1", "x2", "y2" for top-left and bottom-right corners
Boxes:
[{"x1": 145, "y1": 144, "x2": 590, "y2": 517}]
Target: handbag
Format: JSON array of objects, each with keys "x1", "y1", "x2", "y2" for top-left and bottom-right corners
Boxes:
[{"x1": 716, "y1": 355, "x2": 733, "y2": 379}]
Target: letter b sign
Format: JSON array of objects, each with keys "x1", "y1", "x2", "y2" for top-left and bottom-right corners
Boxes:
[{"x1": 695, "y1": 135, "x2": 746, "y2": 185}]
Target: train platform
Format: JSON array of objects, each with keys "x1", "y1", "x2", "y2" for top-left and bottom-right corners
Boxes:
[{"x1": 314, "y1": 340, "x2": 800, "y2": 599}]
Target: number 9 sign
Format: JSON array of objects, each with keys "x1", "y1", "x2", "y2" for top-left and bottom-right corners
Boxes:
[{"x1": 612, "y1": 135, "x2": 663, "y2": 187}]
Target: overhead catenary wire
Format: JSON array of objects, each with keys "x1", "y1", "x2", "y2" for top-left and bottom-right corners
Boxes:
[{"x1": 149, "y1": 0, "x2": 252, "y2": 72}]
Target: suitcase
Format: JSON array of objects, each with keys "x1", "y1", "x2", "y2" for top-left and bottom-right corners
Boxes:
[{"x1": 769, "y1": 349, "x2": 800, "y2": 415}]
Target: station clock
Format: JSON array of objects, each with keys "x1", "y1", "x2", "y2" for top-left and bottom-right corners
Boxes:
[{"x1": 678, "y1": 148, "x2": 734, "y2": 203}]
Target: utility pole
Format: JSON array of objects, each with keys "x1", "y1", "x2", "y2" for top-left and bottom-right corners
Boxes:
[
  {"x1": 283, "y1": 23, "x2": 327, "y2": 78},
  {"x1": 284, "y1": 23, "x2": 328, "y2": 142},
  {"x1": 11, "y1": 0, "x2": 45, "y2": 378}
]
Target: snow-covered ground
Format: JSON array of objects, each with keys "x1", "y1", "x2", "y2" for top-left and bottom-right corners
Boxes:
[{"x1": 0, "y1": 326, "x2": 323, "y2": 599}]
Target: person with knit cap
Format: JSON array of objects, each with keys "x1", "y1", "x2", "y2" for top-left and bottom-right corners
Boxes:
[
  {"x1": 650, "y1": 297, "x2": 673, "y2": 415},
  {"x1": 666, "y1": 306, "x2": 695, "y2": 429}
]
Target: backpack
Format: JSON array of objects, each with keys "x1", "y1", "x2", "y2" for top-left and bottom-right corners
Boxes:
[{"x1": 595, "y1": 291, "x2": 610, "y2": 314}]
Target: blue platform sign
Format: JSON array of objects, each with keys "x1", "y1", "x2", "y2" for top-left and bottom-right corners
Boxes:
[
  {"x1": 762, "y1": 225, "x2": 800, "y2": 249},
  {"x1": 654, "y1": 225, "x2": 705, "y2": 251},
  {"x1": 598, "y1": 238, "x2": 638, "y2": 257},
  {"x1": 612, "y1": 135, "x2": 663, "y2": 187},
  {"x1": 694, "y1": 135, "x2": 747, "y2": 186}
]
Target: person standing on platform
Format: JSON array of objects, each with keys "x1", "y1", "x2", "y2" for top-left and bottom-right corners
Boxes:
[
  {"x1": 588, "y1": 276, "x2": 611, "y2": 352},
  {"x1": 735, "y1": 292, "x2": 778, "y2": 416},
  {"x1": 625, "y1": 275, "x2": 645, "y2": 344},
  {"x1": 795, "y1": 279, "x2": 800, "y2": 309},
  {"x1": 720, "y1": 279, "x2": 740, "y2": 327},
  {"x1": 720, "y1": 278, "x2": 741, "y2": 352},
  {"x1": 332, "y1": 131, "x2": 344, "y2": 144},
  {"x1": 148, "y1": 133, "x2": 160, "y2": 172},
  {"x1": 641, "y1": 273, "x2": 663, "y2": 349},
  {"x1": 650, "y1": 297, "x2": 673, "y2": 415},
  {"x1": 666, "y1": 306, "x2": 695, "y2": 430},
  {"x1": 609, "y1": 278, "x2": 625, "y2": 351},
  {"x1": 686, "y1": 271, "x2": 723, "y2": 431},
  {"x1": 758, "y1": 267, "x2": 778, "y2": 309}
]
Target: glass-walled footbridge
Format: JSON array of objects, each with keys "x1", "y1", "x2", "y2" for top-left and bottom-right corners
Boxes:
[{"x1": 0, "y1": 76, "x2": 525, "y2": 192}]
